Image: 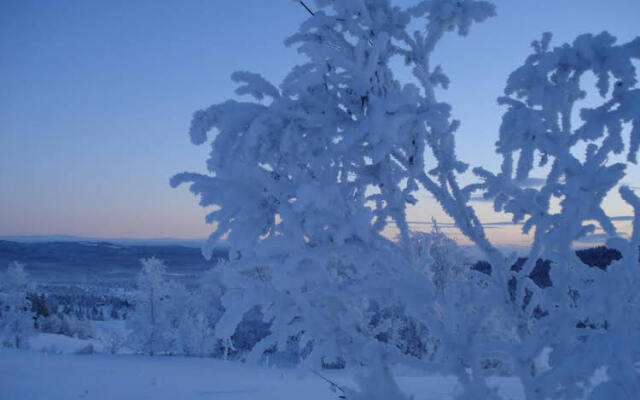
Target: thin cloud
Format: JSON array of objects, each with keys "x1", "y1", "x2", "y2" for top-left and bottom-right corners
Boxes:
[
  {"x1": 576, "y1": 232, "x2": 629, "y2": 244},
  {"x1": 610, "y1": 215, "x2": 634, "y2": 221},
  {"x1": 469, "y1": 195, "x2": 494, "y2": 202},
  {"x1": 515, "y1": 177, "x2": 545, "y2": 188},
  {"x1": 407, "y1": 220, "x2": 522, "y2": 227}
]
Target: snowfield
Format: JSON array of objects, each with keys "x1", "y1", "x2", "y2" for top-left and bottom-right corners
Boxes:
[{"x1": 0, "y1": 334, "x2": 525, "y2": 400}]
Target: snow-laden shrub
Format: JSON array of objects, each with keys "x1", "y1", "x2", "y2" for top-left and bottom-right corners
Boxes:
[
  {"x1": 99, "y1": 326, "x2": 126, "y2": 355},
  {"x1": 0, "y1": 262, "x2": 35, "y2": 349},
  {"x1": 178, "y1": 312, "x2": 217, "y2": 357},
  {"x1": 37, "y1": 313, "x2": 94, "y2": 340},
  {"x1": 175, "y1": 268, "x2": 225, "y2": 357}
]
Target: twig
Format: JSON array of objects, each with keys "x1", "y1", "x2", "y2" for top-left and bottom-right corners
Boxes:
[
  {"x1": 299, "y1": 1, "x2": 315, "y2": 16},
  {"x1": 312, "y1": 370, "x2": 347, "y2": 398},
  {"x1": 297, "y1": 1, "x2": 348, "y2": 24}
]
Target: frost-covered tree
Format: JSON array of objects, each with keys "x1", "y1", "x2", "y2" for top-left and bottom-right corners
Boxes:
[
  {"x1": 469, "y1": 33, "x2": 640, "y2": 399},
  {"x1": 172, "y1": 0, "x2": 498, "y2": 396},
  {"x1": 0, "y1": 262, "x2": 34, "y2": 349},
  {"x1": 173, "y1": 0, "x2": 640, "y2": 398},
  {"x1": 127, "y1": 257, "x2": 187, "y2": 356}
]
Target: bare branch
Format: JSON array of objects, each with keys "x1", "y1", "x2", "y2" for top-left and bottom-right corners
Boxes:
[
  {"x1": 311, "y1": 370, "x2": 346, "y2": 397},
  {"x1": 299, "y1": 1, "x2": 315, "y2": 16}
]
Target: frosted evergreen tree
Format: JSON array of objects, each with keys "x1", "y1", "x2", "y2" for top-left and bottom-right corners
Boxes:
[{"x1": 0, "y1": 262, "x2": 34, "y2": 349}]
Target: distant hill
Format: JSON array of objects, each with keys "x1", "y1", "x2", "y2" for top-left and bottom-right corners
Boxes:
[
  {"x1": 0, "y1": 240, "x2": 228, "y2": 284},
  {"x1": 0, "y1": 235, "x2": 207, "y2": 248}
]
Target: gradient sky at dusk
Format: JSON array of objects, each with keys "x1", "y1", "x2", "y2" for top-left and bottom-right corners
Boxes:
[{"x1": 1, "y1": 0, "x2": 639, "y2": 244}]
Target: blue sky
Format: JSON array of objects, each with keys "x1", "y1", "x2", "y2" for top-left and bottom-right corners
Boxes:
[{"x1": 1, "y1": 0, "x2": 639, "y2": 243}]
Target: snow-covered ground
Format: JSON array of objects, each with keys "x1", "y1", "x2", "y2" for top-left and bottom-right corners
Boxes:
[
  {"x1": 0, "y1": 347, "x2": 332, "y2": 400},
  {"x1": 0, "y1": 333, "x2": 525, "y2": 400}
]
